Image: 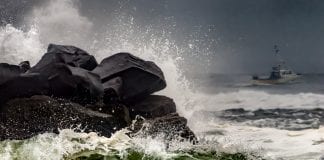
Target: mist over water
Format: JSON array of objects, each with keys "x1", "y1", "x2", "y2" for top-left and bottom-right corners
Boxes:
[{"x1": 1, "y1": 0, "x2": 324, "y2": 159}]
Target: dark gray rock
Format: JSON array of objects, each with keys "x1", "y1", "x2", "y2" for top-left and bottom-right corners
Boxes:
[
  {"x1": 102, "y1": 77, "x2": 123, "y2": 104},
  {"x1": 0, "y1": 73, "x2": 49, "y2": 105},
  {"x1": 43, "y1": 64, "x2": 103, "y2": 104},
  {"x1": 0, "y1": 95, "x2": 127, "y2": 140},
  {"x1": 93, "y1": 52, "x2": 166, "y2": 102},
  {"x1": 0, "y1": 63, "x2": 21, "y2": 84},
  {"x1": 130, "y1": 113, "x2": 196, "y2": 142},
  {"x1": 0, "y1": 62, "x2": 30, "y2": 84},
  {"x1": 22, "y1": 44, "x2": 102, "y2": 104},
  {"x1": 29, "y1": 44, "x2": 98, "y2": 72},
  {"x1": 128, "y1": 95, "x2": 176, "y2": 119},
  {"x1": 18, "y1": 61, "x2": 30, "y2": 72},
  {"x1": 0, "y1": 49, "x2": 166, "y2": 105},
  {"x1": 35, "y1": 62, "x2": 103, "y2": 103},
  {"x1": 0, "y1": 63, "x2": 103, "y2": 105},
  {"x1": 0, "y1": 45, "x2": 195, "y2": 143},
  {"x1": 88, "y1": 102, "x2": 132, "y2": 126},
  {"x1": 66, "y1": 66, "x2": 103, "y2": 104}
]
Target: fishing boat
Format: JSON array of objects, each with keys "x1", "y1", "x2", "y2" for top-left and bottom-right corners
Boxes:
[{"x1": 252, "y1": 45, "x2": 301, "y2": 85}]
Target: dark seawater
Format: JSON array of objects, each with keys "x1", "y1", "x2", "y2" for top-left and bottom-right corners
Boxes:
[
  {"x1": 193, "y1": 73, "x2": 324, "y2": 94},
  {"x1": 188, "y1": 73, "x2": 324, "y2": 160}
]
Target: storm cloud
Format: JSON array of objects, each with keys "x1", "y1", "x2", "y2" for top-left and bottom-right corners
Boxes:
[{"x1": 1, "y1": 0, "x2": 324, "y2": 74}]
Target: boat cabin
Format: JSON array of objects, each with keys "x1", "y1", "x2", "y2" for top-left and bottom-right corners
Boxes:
[{"x1": 269, "y1": 66, "x2": 294, "y2": 80}]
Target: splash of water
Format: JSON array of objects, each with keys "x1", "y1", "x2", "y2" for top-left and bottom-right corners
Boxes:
[
  {"x1": 0, "y1": 0, "x2": 199, "y2": 118},
  {"x1": 0, "y1": 128, "x2": 258, "y2": 160},
  {"x1": 0, "y1": 24, "x2": 44, "y2": 65},
  {"x1": 24, "y1": 0, "x2": 93, "y2": 48}
]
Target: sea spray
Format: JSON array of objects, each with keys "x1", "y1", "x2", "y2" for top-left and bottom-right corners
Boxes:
[
  {"x1": 0, "y1": 129, "x2": 132, "y2": 160},
  {"x1": 0, "y1": 24, "x2": 44, "y2": 65},
  {"x1": 24, "y1": 0, "x2": 93, "y2": 49},
  {"x1": 0, "y1": 128, "x2": 260, "y2": 160}
]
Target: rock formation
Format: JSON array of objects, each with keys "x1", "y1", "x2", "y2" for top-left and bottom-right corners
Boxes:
[
  {"x1": 0, "y1": 95, "x2": 126, "y2": 140},
  {"x1": 127, "y1": 95, "x2": 177, "y2": 119},
  {"x1": 0, "y1": 44, "x2": 195, "y2": 142},
  {"x1": 93, "y1": 52, "x2": 166, "y2": 102}
]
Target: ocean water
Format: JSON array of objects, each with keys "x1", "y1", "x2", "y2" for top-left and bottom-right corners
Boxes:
[
  {"x1": 1, "y1": 0, "x2": 324, "y2": 159},
  {"x1": 188, "y1": 74, "x2": 324, "y2": 159}
]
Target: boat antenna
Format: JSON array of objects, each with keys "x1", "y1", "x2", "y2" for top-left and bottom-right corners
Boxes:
[
  {"x1": 274, "y1": 45, "x2": 280, "y2": 54},
  {"x1": 274, "y1": 45, "x2": 285, "y2": 68}
]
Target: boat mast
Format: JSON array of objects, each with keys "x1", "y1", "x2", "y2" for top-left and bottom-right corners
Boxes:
[{"x1": 274, "y1": 45, "x2": 284, "y2": 69}]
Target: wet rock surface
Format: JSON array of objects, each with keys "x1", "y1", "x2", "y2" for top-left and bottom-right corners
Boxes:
[
  {"x1": 29, "y1": 44, "x2": 98, "y2": 72},
  {"x1": 0, "y1": 95, "x2": 126, "y2": 140},
  {"x1": 0, "y1": 44, "x2": 194, "y2": 141},
  {"x1": 128, "y1": 95, "x2": 177, "y2": 119},
  {"x1": 0, "y1": 73, "x2": 49, "y2": 105},
  {"x1": 129, "y1": 113, "x2": 197, "y2": 142},
  {"x1": 0, "y1": 62, "x2": 30, "y2": 84},
  {"x1": 92, "y1": 52, "x2": 166, "y2": 102}
]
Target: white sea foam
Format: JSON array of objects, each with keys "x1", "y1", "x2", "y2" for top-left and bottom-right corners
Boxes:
[
  {"x1": 0, "y1": 128, "x2": 224, "y2": 160},
  {"x1": 186, "y1": 89, "x2": 324, "y2": 112},
  {"x1": 192, "y1": 121, "x2": 324, "y2": 160},
  {"x1": 0, "y1": 129, "x2": 130, "y2": 160}
]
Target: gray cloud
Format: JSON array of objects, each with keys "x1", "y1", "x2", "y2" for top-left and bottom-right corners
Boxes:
[
  {"x1": 0, "y1": 0, "x2": 44, "y2": 25},
  {"x1": 2, "y1": 0, "x2": 324, "y2": 74}
]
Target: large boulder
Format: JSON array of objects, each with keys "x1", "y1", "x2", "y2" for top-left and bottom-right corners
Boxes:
[
  {"x1": 0, "y1": 44, "x2": 196, "y2": 144},
  {"x1": 102, "y1": 76, "x2": 123, "y2": 104},
  {"x1": 67, "y1": 66, "x2": 104, "y2": 103},
  {"x1": 130, "y1": 113, "x2": 196, "y2": 142},
  {"x1": 29, "y1": 44, "x2": 98, "y2": 72},
  {"x1": 50, "y1": 64, "x2": 103, "y2": 104},
  {"x1": 0, "y1": 61, "x2": 30, "y2": 84},
  {"x1": 128, "y1": 95, "x2": 176, "y2": 119},
  {"x1": 93, "y1": 53, "x2": 166, "y2": 102},
  {"x1": 18, "y1": 61, "x2": 31, "y2": 72},
  {"x1": 31, "y1": 62, "x2": 103, "y2": 104},
  {"x1": 0, "y1": 63, "x2": 103, "y2": 105},
  {"x1": 23, "y1": 44, "x2": 102, "y2": 104},
  {"x1": 0, "y1": 96, "x2": 127, "y2": 140},
  {"x1": 0, "y1": 73, "x2": 49, "y2": 105}
]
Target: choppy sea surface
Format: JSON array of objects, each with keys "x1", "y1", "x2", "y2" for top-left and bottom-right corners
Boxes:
[
  {"x1": 188, "y1": 74, "x2": 324, "y2": 160},
  {"x1": 2, "y1": 73, "x2": 324, "y2": 160}
]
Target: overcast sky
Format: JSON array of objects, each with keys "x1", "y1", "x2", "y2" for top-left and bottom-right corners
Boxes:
[{"x1": 1, "y1": 0, "x2": 324, "y2": 74}]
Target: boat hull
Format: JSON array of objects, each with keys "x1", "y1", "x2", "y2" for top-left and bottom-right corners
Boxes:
[{"x1": 252, "y1": 75, "x2": 301, "y2": 85}]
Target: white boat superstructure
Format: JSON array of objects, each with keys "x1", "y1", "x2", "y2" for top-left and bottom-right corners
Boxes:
[
  {"x1": 252, "y1": 45, "x2": 301, "y2": 85},
  {"x1": 252, "y1": 67, "x2": 301, "y2": 85}
]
